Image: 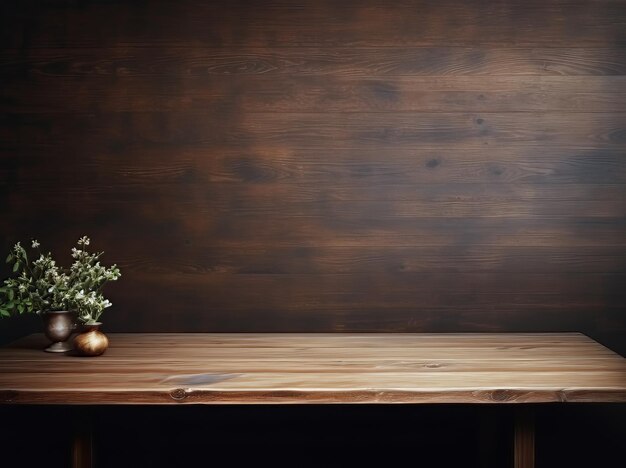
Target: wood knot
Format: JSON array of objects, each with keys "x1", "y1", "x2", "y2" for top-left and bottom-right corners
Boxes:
[
  {"x1": 170, "y1": 388, "x2": 188, "y2": 401},
  {"x1": 424, "y1": 363, "x2": 442, "y2": 368},
  {"x1": 426, "y1": 158, "x2": 440, "y2": 168},
  {"x1": 491, "y1": 389, "x2": 514, "y2": 402}
]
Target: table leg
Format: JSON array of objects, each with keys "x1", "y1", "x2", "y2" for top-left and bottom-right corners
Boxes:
[
  {"x1": 72, "y1": 410, "x2": 94, "y2": 468},
  {"x1": 514, "y1": 406, "x2": 535, "y2": 468}
]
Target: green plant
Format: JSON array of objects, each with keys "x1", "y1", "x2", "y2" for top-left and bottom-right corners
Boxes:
[
  {"x1": 0, "y1": 236, "x2": 121, "y2": 324},
  {"x1": 66, "y1": 236, "x2": 121, "y2": 325},
  {"x1": 0, "y1": 240, "x2": 70, "y2": 317}
]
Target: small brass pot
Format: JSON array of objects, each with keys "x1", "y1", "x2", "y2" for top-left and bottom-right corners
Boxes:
[
  {"x1": 73, "y1": 322, "x2": 109, "y2": 357},
  {"x1": 42, "y1": 310, "x2": 76, "y2": 353}
]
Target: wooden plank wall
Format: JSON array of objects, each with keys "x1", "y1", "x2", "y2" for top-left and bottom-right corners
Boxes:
[{"x1": 1, "y1": 0, "x2": 625, "y2": 351}]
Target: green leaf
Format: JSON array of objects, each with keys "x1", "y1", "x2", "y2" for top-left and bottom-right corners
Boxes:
[
  {"x1": 12, "y1": 261, "x2": 19, "y2": 272},
  {"x1": 0, "y1": 309, "x2": 10, "y2": 317},
  {"x1": 8, "y1": 289, "x2": 14, "y2": 300},
  {"x1": 17, "y1": 304, "x2": 24, "y2": 314},
  {"x1": 5, "y1": 253, "x2": 12, "y2": 263}
]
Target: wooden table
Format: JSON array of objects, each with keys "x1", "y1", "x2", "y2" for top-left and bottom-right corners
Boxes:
[{"x1": 1, "y1": 332, "x2": 625, "y2": 467}]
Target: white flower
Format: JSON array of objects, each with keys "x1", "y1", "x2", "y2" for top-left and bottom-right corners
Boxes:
[
  {"x1": 18, "y1": 284, "x2": 27, "y2": 293},
  {"x1": 78, "y1": 236, "x2": 90, "y2": 246},
  {"x1": 31, "y1": 240, "x2": 40, "y2": 248}
]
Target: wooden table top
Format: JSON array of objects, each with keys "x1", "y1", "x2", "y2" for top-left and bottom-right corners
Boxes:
[{"x1": 1, "y1": 333, "x2": 625, "y2": 405}]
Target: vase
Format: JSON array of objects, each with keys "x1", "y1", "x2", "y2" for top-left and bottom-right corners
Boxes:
[
  {"x1": 42, "y1": 310, "x2": 76, "y2": 353},
  {"x1": 73, "y1": 322, "x2": 109, "y2": 356}
]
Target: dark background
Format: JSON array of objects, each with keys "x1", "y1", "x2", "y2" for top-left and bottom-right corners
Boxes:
[{"x1": 1, "y1": 0, "x2": 625, "y2": 466}]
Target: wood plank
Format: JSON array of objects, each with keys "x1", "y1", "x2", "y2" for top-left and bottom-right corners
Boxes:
[
  {"x1": 4, "y1": 147, "x2": 626, "y2": 187},
  {"x1": 120, "y1": 196, "x2": 618, "y2": 221},
  {"x1": 4, "y1": 212, "x2": 626, "y2": 248},
  {"x1": 222, "y1": 112, "x2": 626, "y2": 147},
  {"x1": 103, "y1": 245, "x2": 626, "y2": 275},
  {"x1": 96, "y1": 301, "x2": 619, "y2": 334},
  {"x1": 0, "y1": 333, "x2": 624, "y2": 404},
  {"x1": 2, "y1": 388, "x2": 625, "y2": 404},
  {"x1": 5, "y1": 194, "x2": 626, "y2": 219},
  {"x1": 3, "y1": 0, "x2": 625, "y2": 48},
  {"x1": 3, "y1": 76, "x2": 626, "y2": 113},
  {"x1": 2, "y1": 371, "x2": 625, "y2": 391},
  {"x1": 56, "y1": 216, "x2": 626, "y2": 247},
  {"x1": 2, "y1": 48, "x2": 626, "y2": 78},
  {"x1": 2, "y1": 112, "x2": 624, "y2": 149},
  {"x1": 3, "y1": 358, "x2": 624, "y2": 374},
  {"x1": 110, "y1": 271, "x2": 626, "y2": 298},
  {"x1": 4, "y1": 174, "x2": 626, "y2": 219}
]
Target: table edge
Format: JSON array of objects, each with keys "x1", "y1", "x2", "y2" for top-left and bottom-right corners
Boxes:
[{"x1": 2, "y1": 388, "x2": 626, "y2": 405}]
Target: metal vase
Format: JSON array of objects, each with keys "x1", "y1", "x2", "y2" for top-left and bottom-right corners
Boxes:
[
  {"x1": 73, "y1": 322, "x2": 109, "y2": 357},
  {"x1": 42, "y1": 310, "x2": 76, "y2": 353}
]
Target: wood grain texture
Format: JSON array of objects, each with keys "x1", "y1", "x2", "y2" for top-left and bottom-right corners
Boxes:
[
  {"x1": 1, "y1": 0, "x2": 625, "y2": 351},
  {"x1": 2, "y1": 111, "x2": 625, "y2": 148},
  {"x1": 3, "y1": 48, "x2": 626, "y2": 78},
  {"x1": 4, "y1": 148, "x2": 626, "y2": 187},
  {"x1": 2, "y1": 0, "x2": 625, "y2": 48},
  {"x1": 514, "y1": 407, "x2": 535, "y2": 468},
  {"x1": 0, "y1": 333, "x2": 624, "y2": 405},
  {"x1": 72, "y1": 413, "x2": 93, "y2": 468},
  {"x1": 4, "y1": 75, "x2": 626, "y2": 114}
]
